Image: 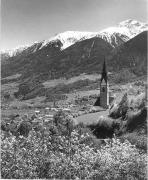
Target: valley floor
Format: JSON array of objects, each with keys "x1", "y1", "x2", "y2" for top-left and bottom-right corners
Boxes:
[{"x1": 1, "y1": 74, "x2": 147, "y2": 179}]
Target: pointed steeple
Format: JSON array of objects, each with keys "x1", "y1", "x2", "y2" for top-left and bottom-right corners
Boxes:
[{"x1": 100, "y1": 58, "x2": 107, "y2": 83}]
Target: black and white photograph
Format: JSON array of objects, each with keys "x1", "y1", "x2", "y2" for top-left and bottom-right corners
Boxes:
[{"x1": 1, "y1": 0, "x2": 148, "y2": 179}]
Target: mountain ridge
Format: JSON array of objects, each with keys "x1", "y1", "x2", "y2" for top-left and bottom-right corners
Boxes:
[{"x1": 1, "y1": 19, "x2": 147, "y2": 59}]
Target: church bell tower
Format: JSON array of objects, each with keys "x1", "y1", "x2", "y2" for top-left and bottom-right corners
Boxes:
[{"x1": 100, "y1": 59, "x2": 109, "y2": 109}]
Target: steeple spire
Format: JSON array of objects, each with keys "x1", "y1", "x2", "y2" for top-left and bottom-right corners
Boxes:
[
  {"x1": 100, "y1": 58, "x2": 107, "y2": 83},
  {"x1": 94, "y1": 58, "x2": 109, "y2": 108}
]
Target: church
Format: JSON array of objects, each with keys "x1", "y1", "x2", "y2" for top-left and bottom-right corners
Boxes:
[{"x1": 94, "y1": 60, "x2": 109, "y2": 109}]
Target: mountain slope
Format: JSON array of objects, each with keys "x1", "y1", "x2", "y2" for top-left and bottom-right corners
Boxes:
[
  {"x1": 1, "y1": 36, "x2": 113, "y2": 80},
  {"x1": 108, "y1": 31, "x2": 147, "y2": 75},
  {"x1": 1, "y1": 39, "x2": 63, "y2": 78},
  {"x1": 1, "y1": 29, "x2": 147, "y2": 81}
]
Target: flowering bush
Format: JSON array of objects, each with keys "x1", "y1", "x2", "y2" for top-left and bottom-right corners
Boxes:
[
  {"x1": 109, "y1": 92, "x2": 129, "y2": 119},
  {"x1": 1, "y1": 125, "x2": 147, "y2": 179},
  {"x1": 97, "y1": 138, "x2": 147, "y2": 180},
  {"x1": 109, "y1": 92, "x2": 146, "y2": 120},
  {"x1": 120, "y1": 131, "x2": 147, "y2": 152},
  {"x1": 129, "y1": 92, "x2": 146, "y2": 110}
]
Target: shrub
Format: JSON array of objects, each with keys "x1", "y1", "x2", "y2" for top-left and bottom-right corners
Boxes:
[
  {"x1": 120, "y1": 132, "x2": 147, "y2": 152},
  {"x1": 109, "y1": 93, "x2": 129, "y2": 119},
  {"x1": 129, "y1": 93, "x2": 146, "y2": 110},
  {"x1": 3, "y1": 92, "x2": 10, "y2": 99},
  {"x1": 17, "y1": 121, "x2": 32, "y2": 137},
  {"x1": 1, "y1": 131, "x2": 146, "y2": 179},
  {"x1": 109, "y1": 92, "x2": 146, "y2": 120},
  {"x1": 8, "y1": 121, "x2": 19, "y2": 136},
  {"x1": 53, "y1": 111, "x2": 74, "y2": 136},
  {"x1": 96, "y1": 138, "x2": 147, "y2": 180},
  {"x1": 125, "y1": 107, "x2": 147, "y2": 131},
  {"x1": 17, "y1": 84, "x2": 30, "y2": 96},
  {"x1": 88, "y1": 116, "x2": 121, "y2": 138},
  {"x1": 1, "y1": 122, "x2": 9, "y2": 132},
  {"x1": 1, "y1": 111, "x2": 147, "y2": 179},
  {"x1": 134, "y1": 80, "x2": 145, "y2": 86},
  {"x1": 109, "y1": 103, "x2": 120, "y2": 118}
]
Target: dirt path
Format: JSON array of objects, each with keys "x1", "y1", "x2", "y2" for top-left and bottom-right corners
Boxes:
[{"x1": 75, "y1": 109, "x2": 109, "y2": 125}]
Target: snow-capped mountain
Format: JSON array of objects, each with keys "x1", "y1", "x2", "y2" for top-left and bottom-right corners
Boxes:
[
  {"x1": 1, "y1": 19, "x2": 148, "y2": 58},
  {"x1": 39, "y1": 19, "x2": 148, "y2": 49},
  {"x1": 1, "y1": 41, "x2": 45, "y2": 60},
  {"x1": 1, "y1": 31, "x2": 98, "y2": 59},
  {"x1": 119, "y1": 19, "x2": 148, "y2": 36},
  {"x1": 39, "y1": 31, "x2": 98, "y2": 50},
  {"x1": 1, "y1": 45, "x2": 30, "y2": 57},
  {"x1": 99, "y1": 19, "x2": 148, "y2": 47}
]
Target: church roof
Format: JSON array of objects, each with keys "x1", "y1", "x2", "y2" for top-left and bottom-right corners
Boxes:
[{"x1": 100, "y1": 59, "x2": 108, "y2": 84}]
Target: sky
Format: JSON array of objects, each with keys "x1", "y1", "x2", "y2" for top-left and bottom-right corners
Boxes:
[{"x1": 1, "y1": 0, "x2": 147, "y2": 50}]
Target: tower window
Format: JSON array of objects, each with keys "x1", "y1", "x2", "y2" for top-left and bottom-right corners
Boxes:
[{"x1": 102, "y1": 87, "x2": 105, "y2": 92}]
